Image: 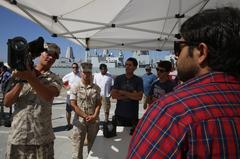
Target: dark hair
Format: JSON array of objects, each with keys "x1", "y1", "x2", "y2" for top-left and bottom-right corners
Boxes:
[
  {"x1": 99, "y1": 63, "x2": 107, "y2": 69},
  {"x1": 158, "y1": 61, "x2": 172, "y2": 72},
  {"x1": 180, "y1": 7, "x2": 240, "y2": 77},
  {"x1": 126, "y1": 57, "x2": 138, "y2": 67},
  {"x1": 72, "y1": 62, "x2": 79, "y2": 67}
]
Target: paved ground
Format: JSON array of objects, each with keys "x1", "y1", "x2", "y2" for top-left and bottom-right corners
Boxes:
[{"x1": 0, "y1": 92, "x2": 145, "y2": 159}]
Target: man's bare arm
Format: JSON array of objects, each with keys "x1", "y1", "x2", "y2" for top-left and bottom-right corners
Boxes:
[
  {"x1": 70, "y1": 100, "x2": 88, "y2": 119},
  {"x1": 118, "y1": 90, "x2": 143, "y2": 101}
]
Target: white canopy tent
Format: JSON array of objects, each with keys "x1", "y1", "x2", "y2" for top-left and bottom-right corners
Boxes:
[{"x1": 1, "y1": 0, "x2": 240, "y2": 51}]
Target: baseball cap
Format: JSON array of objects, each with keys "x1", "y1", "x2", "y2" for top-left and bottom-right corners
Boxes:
[
  {"x1": 80, "y1": 62, "x2": 92, "y2": 72},
  {"x1": 44, "y1": 43, "x2": 60, "y2": 59}
]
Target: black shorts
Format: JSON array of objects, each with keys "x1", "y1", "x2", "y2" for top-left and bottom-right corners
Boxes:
[
  {"x1": 66, "y1": 103, "x2": 72, "y2": 113},
  {"x1": 66, "y1": 95, "x2": 72, "y2": 113}
]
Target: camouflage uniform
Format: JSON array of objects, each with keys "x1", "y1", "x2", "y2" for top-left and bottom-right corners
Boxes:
[
  {"x1": 70, "y1": 80, "x2": 101, "y2": 159},
  {"x1": 5, "y1": 70, "x2": 62, "y2": 159}
]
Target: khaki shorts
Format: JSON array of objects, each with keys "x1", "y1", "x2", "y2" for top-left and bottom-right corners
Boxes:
[
  {"x1": 142, "y1": 94, "x2": 149, "y2": 109},
  {"x1": 101, "y1": 96, "x2": 111, "y2": 114},
  {"x1": 5, "y1": 142, "x2": 54, "y2": 159}
]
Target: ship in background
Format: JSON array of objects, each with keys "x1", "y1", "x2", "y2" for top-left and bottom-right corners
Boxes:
[
  {"x1": 52, "y1": 46, "x2": 76, "y2": 68},
  {"x1": 85, "y1": 49, "x2": 124, "y2": 68},
  {"x1": 52, "y1": 47, "x2": 156, "y2": 68},
  {"x1": 133, "y1": 50, "x2": 153, "y2": 68}
]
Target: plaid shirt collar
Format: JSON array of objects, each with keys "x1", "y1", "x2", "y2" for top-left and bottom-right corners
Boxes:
[{"x1": 175, "y1": 71, "x2": 240, "y2": 90}]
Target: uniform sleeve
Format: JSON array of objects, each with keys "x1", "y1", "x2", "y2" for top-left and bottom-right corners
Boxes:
[
  {"x1": 95, "y1": 85, "x2": 101, "y2": 100},
  {"x1": 70, "y1": 84, "x2": 78, "y2": 100},
  {"x1": 49, "y1": 74, "x2": 63, "y2": 93}
]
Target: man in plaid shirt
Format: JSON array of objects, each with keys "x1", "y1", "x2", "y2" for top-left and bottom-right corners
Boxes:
[{"x1": 127, "y1": 7, "x2": 240, "y2": 159}]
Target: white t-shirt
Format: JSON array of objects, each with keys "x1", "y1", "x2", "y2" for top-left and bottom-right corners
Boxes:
[
  {"x1": 62, "y1": 72, "x2": 81, "y2": 95},
  {"x1": 93, "y1": 72, "x2": 114, "y2": 97}
]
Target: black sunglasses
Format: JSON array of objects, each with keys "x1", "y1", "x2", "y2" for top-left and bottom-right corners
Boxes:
[
  {"x1": 174, "y1": 41, "x2": 199, "y2": 56},
  {"x1": 72, "y1": 66, "x2": 78, "y2": 69},
  {"x1": 156, "y1": 68, "x2": 166, "y2": 73}
]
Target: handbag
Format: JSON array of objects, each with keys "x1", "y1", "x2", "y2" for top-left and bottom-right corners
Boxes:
[{"x1": 103, "y1": 121, "x2": 117, "y2": 138}]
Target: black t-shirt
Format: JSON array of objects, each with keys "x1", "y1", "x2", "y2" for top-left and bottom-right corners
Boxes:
[
  {"x1": 149, "y1": 79, "x2": 176, "y2": 99},
  {"x1": 113, "y1": 74, "x2": 143, "y2": 119}
]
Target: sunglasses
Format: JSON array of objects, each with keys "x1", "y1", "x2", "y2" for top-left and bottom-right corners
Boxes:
[
  {"x1": 156, "y1": 68, "x2": 166, "y2": 73},
  {"x1": 174, "y1": 41, "x2": 198, "y2": 56},
  {"x1": 72, "y1": 66, "x2": 78, "y2": 69}
]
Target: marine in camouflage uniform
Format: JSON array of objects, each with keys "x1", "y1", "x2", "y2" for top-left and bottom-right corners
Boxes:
[
  {"x1": 4, "y1": 43, "x2": 62, "y2": 159},
  {"x1": 70, "y1": 62, "x2": 101, "y2": 159}
]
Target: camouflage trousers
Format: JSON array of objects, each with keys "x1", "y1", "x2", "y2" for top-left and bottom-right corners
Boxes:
[
  {"x1": 101, "y1": 96, "x2": 111, "y2": 114},
  {"x1": 72, "y1": 121, "x2": 99, "y2": 159},
  {"x1": 5, "y1": 142, "x2": 54, "y2": 159}
]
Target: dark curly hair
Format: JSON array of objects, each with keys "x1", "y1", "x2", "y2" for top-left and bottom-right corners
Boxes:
[
  {"x1": 180, "y1": 7, "x2": 240, "y2": 77},
  {"x1": 126, "y1": 57, "x2": 138, "y2": 67},
  {"x1": 158, "y1": 61, "x2": 172, "y2": 72},
  {"x1": 99, "y1": 63, "x2": 107, "y2": 69},
  {"x1": 72, "y1": 62, "x2": 79, "y2": 68}
]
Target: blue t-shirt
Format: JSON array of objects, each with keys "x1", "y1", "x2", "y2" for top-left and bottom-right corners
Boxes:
[
  {"x1": 142, "y1": 73, "x2": 157, "y2": 96},
  {"x1": 113, "y1": 74, "x2": 143, "y2": 119}
]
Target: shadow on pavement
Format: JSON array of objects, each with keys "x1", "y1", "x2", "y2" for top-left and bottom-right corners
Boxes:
[
  {"x1": 53, "y1": 102, "x2": 66, "y2": 105},
  {"x1": 52, "y1": 116, "x2": 64, "y2": 121},
  {"x1": 53, "y1": 125, "x2": 66, "y2": 132}
]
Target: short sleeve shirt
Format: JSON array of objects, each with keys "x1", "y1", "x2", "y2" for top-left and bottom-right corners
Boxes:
[
  {"x1": 70, "y1": 80, "x2": 101, "y2": 122},
  {"x1": 142, "y1": 73, "x2": 157, "y2": 96},
  {"x1": 113, "y1": 74, "x2": 143, "y2": 119},
  {"x1": 62, "y1": 72, "x2": 81, "y2": 95},
  {"x1": 93, "y1": 72, "x2": 114, "y2": 97},
  {"x1": 9, "y1": 70, "x2": 62, "y2": 145},
  {"x1": 149, "y1": 79, "x2": 176, "y2": 99}
]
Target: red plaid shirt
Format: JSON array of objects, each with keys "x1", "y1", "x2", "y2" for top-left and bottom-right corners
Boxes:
[{"x1": 127, "y1": 72, "x2": 240, "y2": 159}]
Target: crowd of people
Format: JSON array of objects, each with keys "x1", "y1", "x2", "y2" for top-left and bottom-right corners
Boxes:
[{"x1": 1, "y1": 6, "x2": 240, "y2": 159}]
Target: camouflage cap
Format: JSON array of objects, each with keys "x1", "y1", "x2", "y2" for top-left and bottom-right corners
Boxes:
[
  {"x1": 44, "y1": 43, "x2": 60, "y2": 59},
  {"x1": 80, "y1": 62, "x2": 92, "y2": 72}
]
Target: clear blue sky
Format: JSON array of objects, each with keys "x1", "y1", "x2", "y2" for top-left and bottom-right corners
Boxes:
[{"x1": 0, "y1": 6, "x2": 170, "y2": 63}]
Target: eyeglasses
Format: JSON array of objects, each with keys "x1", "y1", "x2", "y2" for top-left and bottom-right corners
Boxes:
[
  {"x1": 174, "y1": 41, "x2": 198, "y2": 56},
  {"x1": 156, "y1": 68, "x2": 166, "y2": 73},
  {"x1": 72, "y1": 66, "x2": 78, "y2": 69}
]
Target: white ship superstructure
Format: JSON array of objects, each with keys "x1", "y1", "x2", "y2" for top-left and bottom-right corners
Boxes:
[
  {"x1": 133, "y1": 50, "x2": 152, "y2": 68},
  {"x1": 85, "y1": 49, "x2": 124, "y2": 68},
  {"x1": 52, "y1": 46, "x2": 75, "y2": 68}
]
